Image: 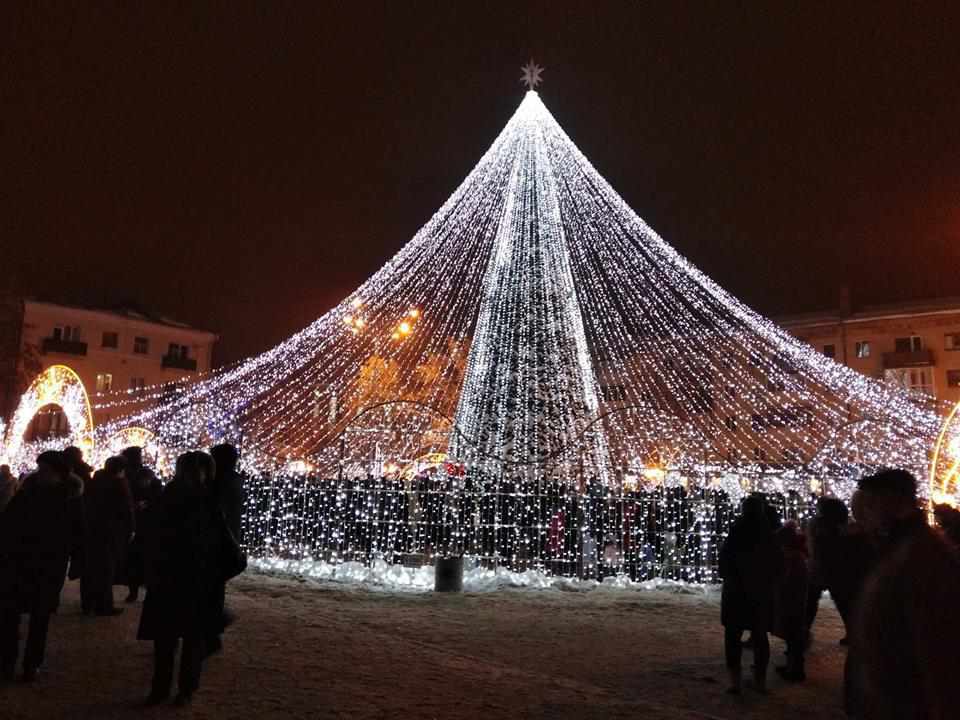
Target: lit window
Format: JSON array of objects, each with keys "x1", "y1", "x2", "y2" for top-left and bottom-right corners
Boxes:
[
  {"x1": 95, "y1": 373, "x2": 113, "y2": 393},
  {"x1": 823, "y1": 344, "x2": 836, "y2": 359},
  {"x1": 946, "y1": 333, "x2": 960, "y2": 351},
  {"x1": 884, "y1": 368, "x2": 934, "y2": 396},
  {"x1": 133, "y1": 336, "x2": 149, "y2": 354},
  {"x1": 855, "y1": 341, "x2": 871, "y2": 358},
  {"x1": 102, "y1": 331, "x2": 118, "y2": 349}
]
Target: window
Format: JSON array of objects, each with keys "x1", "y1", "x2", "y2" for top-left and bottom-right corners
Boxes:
[
  {"x1": 855, "y1": 341, "x2": 871, "y2": 358},
  {"x1": 724, "y1": 415, "x2": 737, "y2": 431},
  {"x1": 823, "y1": 344, "x2": 836, "y2": 359},
  {"x1": 101, "y1": 331, "x2": 118, "y2": 349},
  {"x1": 894, "y1": 336, "x2": 922, "y2": 353},
  {"x1": 53, "y1": 325, "x2": 81, "y2": 341},
  {"x1": 946, "y1": 333, "x2": 960, "y2": 351},
  {"x1": 129, "y1": 377, "x2": 146, "y2": 395},
  {"x1": 95, "y1": 373, "x2": 113, "y2": 393},
  {"x1": 948, "y1": 370, "x2": 960, "y2": 388},
  {"x1": 884, "y1": 368, "x2": 934, "y2": 396},
  {"x1": 753, "y1": 447, "x2": 767, "y2": 462},
  {"x1": 167, "y1": 343, "x2": 190, "y2": 359},
  {"x1": 133, "y1": 336, "x2": 149, "y2": 354}
]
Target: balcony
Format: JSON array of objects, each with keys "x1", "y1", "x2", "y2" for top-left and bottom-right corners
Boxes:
[
  {"x1": 161, "y1": 354, "x2": 197, "y2": 371},
  {"x1": 41, "y1": 337, "x2": 88, "y2": 356},
  {"x1": 882, "y1": 348, "x2": 934, "y2": 369}
]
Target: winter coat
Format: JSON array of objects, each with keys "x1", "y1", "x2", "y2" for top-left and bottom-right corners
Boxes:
[
  {"x1": 83, "y1": 470, "x2": 135, "y2": 587},
  {"x1": 210, "y1": 469, "x2": 244, "y2": 542},
  {"x1": 136, "y1": 479, "x2": 225, "y2": 641},
  {"x1": 0, "y1": 470, "x2": 84, "y2": 614},
  {"x1": 853, "y1": 511, "x2": 960, "y2": 720},
  {"x1": 773, "y1": 527, "x2": 808, "y2": 640},
  {"x1": 120, "y1": 467, "x2": 163, "y2": 586},
  {"x1": 719, "y1": 517, "x2": 784, "y2": 630}
]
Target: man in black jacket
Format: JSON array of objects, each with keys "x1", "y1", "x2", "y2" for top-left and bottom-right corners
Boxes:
[{"x1": 0, "y1": 451, "x2": 84, "y2": 682}]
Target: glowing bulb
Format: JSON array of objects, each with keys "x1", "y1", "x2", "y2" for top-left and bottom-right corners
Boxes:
[{"x1": 398, "y1": 321, "x2": 411, "y2": 335}]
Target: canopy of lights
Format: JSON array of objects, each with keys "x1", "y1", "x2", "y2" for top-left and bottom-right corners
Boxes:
[{"x1": 3, "y1": 87, "x2": 955, "y2": 584}]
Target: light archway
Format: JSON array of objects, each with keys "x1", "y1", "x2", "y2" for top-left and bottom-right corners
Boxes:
[
  {"x1": 930, "y1": 401, "x2": 960, "y2": 507},
  {"x1": 3, "y1": 365, "x2": 94, "y2": 462}
]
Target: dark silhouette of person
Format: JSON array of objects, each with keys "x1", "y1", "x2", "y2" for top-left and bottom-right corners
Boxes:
[
  {"x1": 933, "y1": 503, "x2": 960, "y2": 548},
  {"x1": 81, "y1": 456, "x2": 135, "y2": 616},
  {"x1": 719, "y1": 494, "x2": 784, "y2": 695},
  {"x1": 807, "y1": 496, "x2": 872, "y2": 650},
  {"x1": 63, "y1": 446, "x2": 92, "y2": 489},
  {"x1": 137, "y1": 451, "x2": 224, "y2": 705},
  {"x1": 121, "y1": 446, "x2": 162, "y2": 603},
  {"x1": 206, "y1": 443, "x2": 244, "y2": 657},
  {"x1": 773, "y1": 521, "x2": 808, "y2": 682},
  {"x1": 0, "y1": 451, "x2": 84, "y2": 682},
  {"x1": 851, "y1": 469, "x2": 960, "y2": 719},
  {"x1": 0, "y1": 464, "x2": 17, "y2": 513}
]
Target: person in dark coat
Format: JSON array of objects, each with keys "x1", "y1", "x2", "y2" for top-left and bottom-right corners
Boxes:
[
  {"x1": 807, "y1": 497, "x2": 873, "y2": 650},
  {"x1": 719, "y1": 494, "x2": 784, "y2": 695},
  {"x1": 121, "y1": 446, "x2": 163, "y2": 603},
  {"x1": 81, "y1": 456, "x2": 135, "y2": 616},
  {"x1": 850, "y1": 470, "x2": 960, "y2": 720},
  {"x1": 773, "y1": 521, "x2": 808, "y2": 682},
  {"x1": 138, "y1": 451, "x2": 224, "y2": 705},
  {"x1": 0, "y1": 451, "x2": 84, "y2": 682},
  {"x1": 933, "y1": 503, "x2": 960, "y2": 548},
  {"x1": 206, "y1": 443, "x2": 244, "y2": 657},
  {"x1": 63, "y1": 446, "x2": 92, "y2": 489},
  {"x1": 0, "y1": 464, "x2": 18, "y2": 513}
]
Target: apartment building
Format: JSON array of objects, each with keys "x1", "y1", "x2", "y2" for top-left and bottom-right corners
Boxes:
[
  {"x1": 778, "y1": 297, "x2": 960, "y2": 406},
  {"x1": 0, "y1": 298, "x2": 217, "y2": 435}
]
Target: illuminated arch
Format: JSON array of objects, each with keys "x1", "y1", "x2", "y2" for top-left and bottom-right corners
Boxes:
[
  {"x1": 92, "y1": 426, "x2": 159, "y2": 469},
  {"x1": 930, "y1": 401, "x2": 960, "y2": 507},
  {"x1": 4, "y1": 365, "x2": 95, "y2": 461}
]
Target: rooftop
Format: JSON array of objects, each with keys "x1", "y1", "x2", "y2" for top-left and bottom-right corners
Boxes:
[
  {"x1": 23, "y1": 297, "x2": 218, "y2": 337},
  {"x1": 776, "y1": 296, "x2": 960, "y2": 328}
]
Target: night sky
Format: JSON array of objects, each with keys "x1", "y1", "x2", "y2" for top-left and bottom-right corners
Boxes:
[{"x1": 4, "y1": 3, "x2": 959, "y2": 364}]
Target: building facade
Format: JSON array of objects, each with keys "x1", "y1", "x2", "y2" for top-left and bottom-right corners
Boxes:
[
  {"x1": 0, "y1": 298, "x2": 217, "y2": 437},
  {"x1": 778, "y1": 297, "x2": 960, "y2": 406}
]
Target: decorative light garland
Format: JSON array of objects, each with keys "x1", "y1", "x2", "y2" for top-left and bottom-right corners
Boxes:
[{"x1": 3, "y1": 89, "x2": 954, "y2": 583}]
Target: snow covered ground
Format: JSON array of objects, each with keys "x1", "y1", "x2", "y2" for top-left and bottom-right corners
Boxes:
[{"x1": 3, "y1": 571, "x2": 848, "y2": 719}]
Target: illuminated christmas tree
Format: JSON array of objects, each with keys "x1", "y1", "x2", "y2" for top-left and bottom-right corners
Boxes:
[{"x1": 45, "y1": 70, "x2": 951, "y2": 581}]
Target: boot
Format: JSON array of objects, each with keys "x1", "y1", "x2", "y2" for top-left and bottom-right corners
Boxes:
[{"x1": 726, "y1": 667, "x2": 742, "y2": 695}]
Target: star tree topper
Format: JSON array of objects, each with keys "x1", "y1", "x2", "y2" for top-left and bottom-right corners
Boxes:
[{"x1": 520, "y1": 60, "x2": 544, "y2": 90}]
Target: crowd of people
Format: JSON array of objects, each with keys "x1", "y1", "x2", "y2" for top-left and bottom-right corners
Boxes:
[
  {"x1": 4, "y1": 451, "x2": 960, "y2": 715},
  {"x1": 719, "y1": 468, "x2": 960, "y2": 718},
  {"x1": 0, "y1": 444, "x2": 245, "y2": 705}
]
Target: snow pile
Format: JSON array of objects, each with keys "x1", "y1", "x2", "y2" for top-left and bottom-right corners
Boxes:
[{"x1": 249, "y1": 556, "x2": 715, "y2": 595}]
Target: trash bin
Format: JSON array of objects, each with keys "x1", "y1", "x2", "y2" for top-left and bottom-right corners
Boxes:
[{"x1": 434, "y1": 556, "x2": 464, "y2": 592}]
